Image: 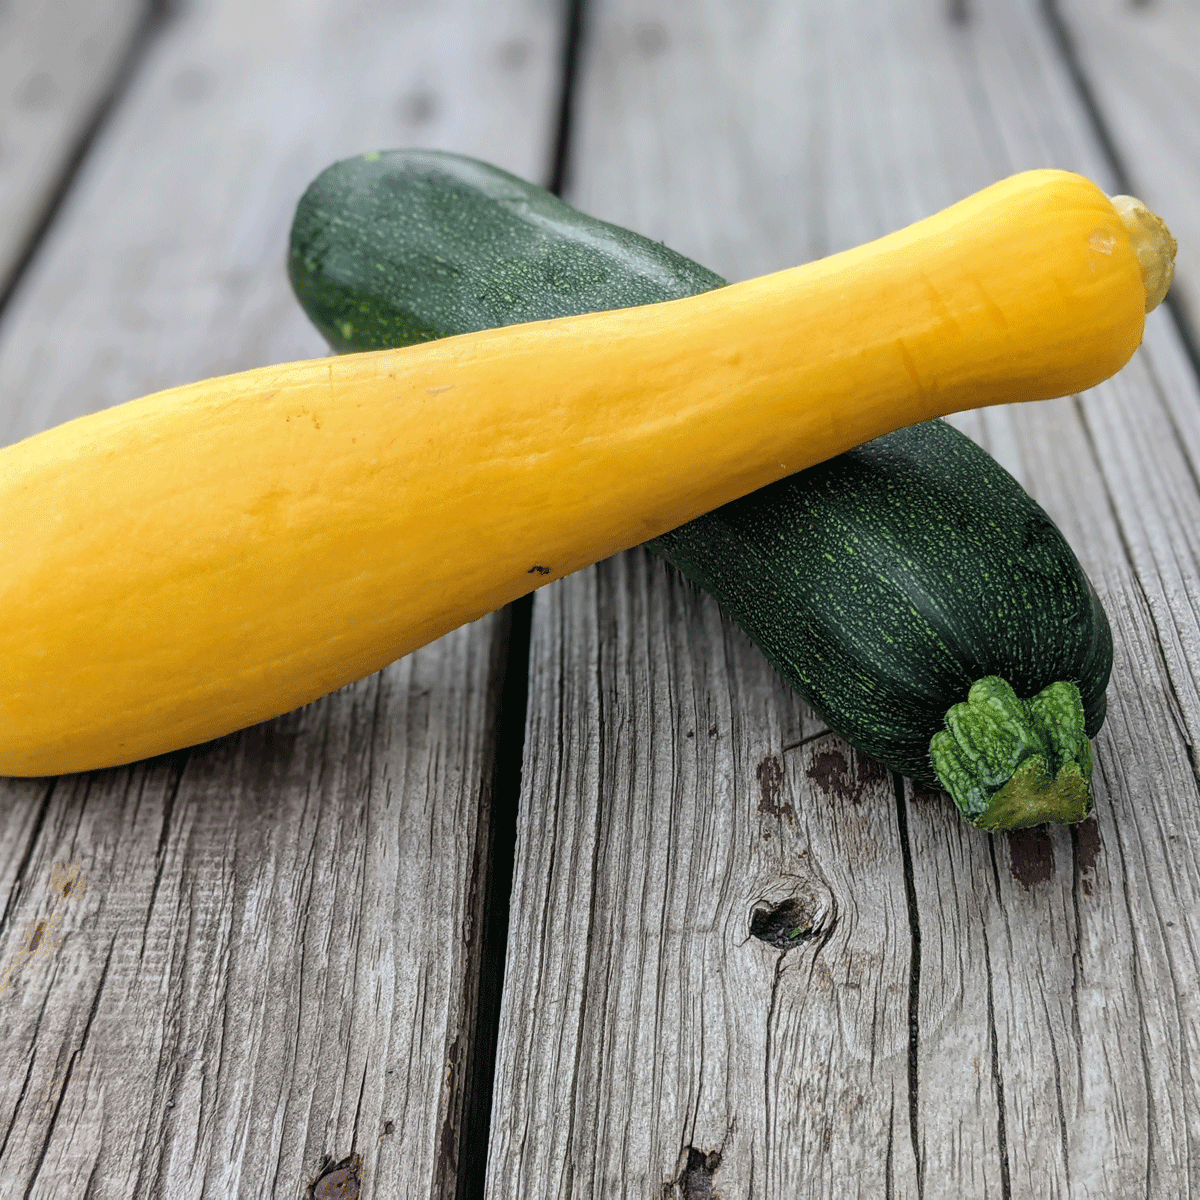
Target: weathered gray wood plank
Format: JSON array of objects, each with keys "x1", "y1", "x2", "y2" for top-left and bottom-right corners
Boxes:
[
  {"x1": 1055, "y1": 0, "x2": 1200, "y2": 355},
  {"x1": 487, "y1": 0, "x2": 1200, "y2": 1195},
  {"x1": 0, "y1": 0, "x2": 145, "y2": 297},
  {"x1": 0, "y1": 651, "x2": 508, "y2": 1198},
  {"x1": 486, "y1": 551, "x2": 915, "y2": 1197},
  {"x1": 0, "y1": 0, "x2": 564, "y2": 1195}
]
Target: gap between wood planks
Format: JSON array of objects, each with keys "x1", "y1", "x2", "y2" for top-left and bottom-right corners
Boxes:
[
  {"x1": 0, "y1": 0, "x2": 174, "y2": 327},
  {"x1": 456, "y1": 2, "x2": 590, "y2": 1198}
]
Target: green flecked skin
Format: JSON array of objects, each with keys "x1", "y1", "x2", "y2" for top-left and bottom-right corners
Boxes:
[
  {"x1": 288, "y1": 149, "x2": 725, "y2": 352},
  {"x1": 288, "y1": 150, "x2": 1114, "y2": 829},
  {"x1": 657, "y1": 417, "x2": 1113, "y2": 801},
  {"x1": 653, "y1": 421, "x2": 1111, "y2": 799}
]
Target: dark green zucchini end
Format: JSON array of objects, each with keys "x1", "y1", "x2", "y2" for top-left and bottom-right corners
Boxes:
[{"x1": 930, "y1": 677, "x2": 1095, "y2": 832}]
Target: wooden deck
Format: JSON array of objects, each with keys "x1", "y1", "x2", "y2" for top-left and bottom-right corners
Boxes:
[{"x1": 1, "y1": 0, "x2": 1198, "y2": 1195}]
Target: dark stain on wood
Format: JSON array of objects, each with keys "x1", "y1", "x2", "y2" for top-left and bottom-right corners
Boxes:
[
  {"x1": 635, "y1": 22, "x2": 669, "y2": 58},
  {"x1": 756, "y1": 755, "x2": 794, "y2": 823},
  {"x1": 172, "y1": 67, "x2": 213, "y2": 104},
  {"x1": 1, "y1": 855, "x2": 85, "y2": 995},
  {"x1": 805, "y1": 747, "x2": 887, "y2": 805},
  {"x1": 909, "y1": 782, "x2": 948, "y2": 807},
  {"x1": 1008, "y1": 826, "x2": 1054, "y2": 889},
  {"x1": 497, "y1": 37, "x2": 532, "y2": 71},
  {"x1": 436, "y1": 1033, "x2": 464, "y2": 1191},
  {"x1": 25, "y1": 920, "x2": 46, "y2": 955},
  {"x1": 439, "y1": 1105, "x2": 458, "y2": 1177},
  {"x1": 1075, "y1": 818, "x2": 1103, "y2": 896},
  {"x1": 308, "y1": 1155, "x2": 361, "y2": 1200},
  {"x1": 15, "y1": 71, "x2": 57, "y2": 111},
  {"x1": 398, "y1": 88, "x2": 439, "y2": 126},
  {"x1": 50, "y1": 855, "x2": 86, "y2": 901},
  {"x1": 663, "y1": 1146, "x2": 722, "y2": 1198}
]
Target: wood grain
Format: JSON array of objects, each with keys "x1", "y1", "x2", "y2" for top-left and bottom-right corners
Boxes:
[
  {"x1": 486, "y1": 551, "x2": 916, "y2": 1197},
  {"x1": 487, "y1": 0, "x2": 1200, "y2": 1195},
  {"x1": 0, "y1": 0, "x2": 145, "y2": 298},
  {"x1": 0, "y1": 0, "x2": 563, "y2": 1195},
  {"x1": 0, "y1": 643, "x2": 508, "y2": 1197}
]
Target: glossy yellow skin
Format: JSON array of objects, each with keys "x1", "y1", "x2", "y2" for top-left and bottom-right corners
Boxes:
[{"x1": 0, "y1": 169, "x2": 1147, "y2": 775}]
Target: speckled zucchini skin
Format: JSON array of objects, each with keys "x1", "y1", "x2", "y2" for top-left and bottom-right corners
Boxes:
[
  {"x1": 288, "y1": 149, "x2": 1113, "y2": 793},
  {"x1": 289, "y1": 149, "x2": 724, "y2": 352},
  {"x1": 651, "y1": 421, "x2": 1111, "y2": 787}
]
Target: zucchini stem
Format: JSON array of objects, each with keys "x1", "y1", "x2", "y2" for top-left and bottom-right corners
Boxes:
[
  {"x1": 1111, "y1": 194, "x2": 1176, "y2": 312},
  {"x1": 930, "y1": 677, "x2": 1095, "y2": 832}
]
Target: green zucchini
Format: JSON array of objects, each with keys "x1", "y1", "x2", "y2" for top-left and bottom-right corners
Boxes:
[
  {"x1": 288, "y1": 149, "x2": 724, "y2": 352},
  {"x1": 288, "y1": 149, "x2": 1112, "y2": 832}
]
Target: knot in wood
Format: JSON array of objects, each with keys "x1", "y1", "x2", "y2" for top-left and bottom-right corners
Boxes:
[
  {"x1": 749, "y1": 877, "x2": 835, "y2": 950},
  {"x1": 663, "y1": 1146, "x2": 723, "y2": 1199}
]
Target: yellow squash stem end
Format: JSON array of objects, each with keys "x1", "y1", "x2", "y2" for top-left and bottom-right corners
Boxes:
[{"x1": 1110, "y1": 194, "x2": 1177, "y2": 312}]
